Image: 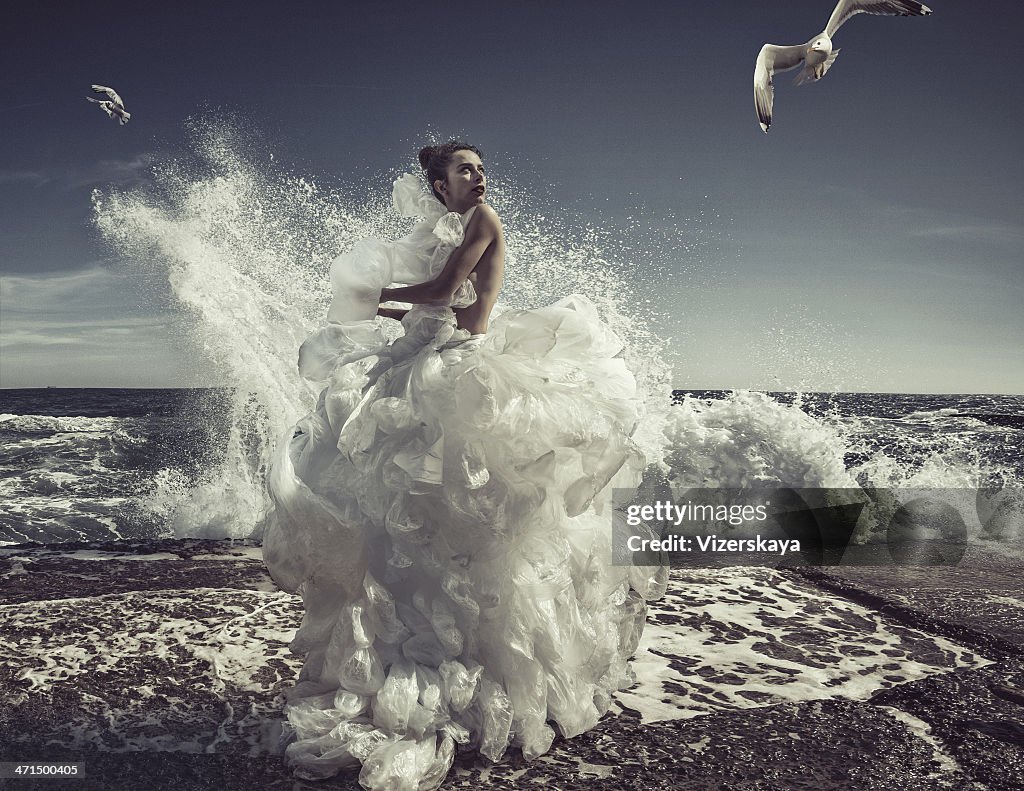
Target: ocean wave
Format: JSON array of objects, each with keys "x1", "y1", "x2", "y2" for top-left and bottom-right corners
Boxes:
[
  {"x1": 954, "y1": 413, "x2": 1024, "y2": 430},
  {"x1": 0, "y1": 414, "x2": 128, "y2": 435},
  {"x1": 0, "y1": 496, "x2": 128, "y2": 545},
  {"x1": 903, "y1": 408, "x2": 962, "y2": 421}
]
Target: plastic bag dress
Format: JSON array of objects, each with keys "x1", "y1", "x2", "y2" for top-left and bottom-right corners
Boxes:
[{"x1": 262, "y1": 173, "x2": 667, "y2": 790}]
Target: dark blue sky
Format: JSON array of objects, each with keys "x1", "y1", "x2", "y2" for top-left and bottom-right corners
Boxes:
[{"x1": 1, "y1": 1, "x2": 1022, "y2": 392}]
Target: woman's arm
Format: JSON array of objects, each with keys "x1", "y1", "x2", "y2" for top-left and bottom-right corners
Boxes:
[
  {"x1": 380, "y1": 205, "x2": 502, "y2": 306},
  {"x1": 376, "y1": 306, "x2": 409, "y2": 321}
]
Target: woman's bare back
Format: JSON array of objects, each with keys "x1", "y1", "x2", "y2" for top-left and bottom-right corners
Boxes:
[{"x1": 453, "y1": 205, "x2": 505, "y2": 334}]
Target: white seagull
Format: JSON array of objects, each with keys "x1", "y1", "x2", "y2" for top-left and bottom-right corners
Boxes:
[
  {"x1": 753, "y1": 0, "x2": 931, "y2": 133},
  {"x1": 86, "y1": 84, "x2": 131, "y2": 125}
]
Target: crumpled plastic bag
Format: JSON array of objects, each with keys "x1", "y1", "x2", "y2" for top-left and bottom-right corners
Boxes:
[
  {"x1": 373, "y1": 659, "x2": 419, "y2": 733},
  {"x1": 438, "y1": 659, "x2": 482, "y2": 713},
  {"x1": 358, "y1": 733, "x2": 455, "y2": 791},
  {"x1": 476, "y1": 679, "x2": 513, "y2": 763}
]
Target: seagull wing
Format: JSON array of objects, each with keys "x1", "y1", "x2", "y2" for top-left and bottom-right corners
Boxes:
[
  {"x1": 825, "y1": 0, "x2": 932, "y2": 38},
  {"x1": 754, "y1": 44, "x2": 805, "y2": 133},
  {"x1": 91, "y1": 84, "x2": 124, "y2": 108}
]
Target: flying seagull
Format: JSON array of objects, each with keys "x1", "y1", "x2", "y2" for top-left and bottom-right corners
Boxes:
[
  {"x1": 753, "y1": 0, "x2": 931, "y2": 133},
  {"x1": 86, "y1": 84, "x2": 131, "y2": 125}
]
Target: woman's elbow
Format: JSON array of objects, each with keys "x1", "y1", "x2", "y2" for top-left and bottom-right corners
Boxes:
[{"x1": 427, "y1": 279, "x2": 458, "y2": 305}]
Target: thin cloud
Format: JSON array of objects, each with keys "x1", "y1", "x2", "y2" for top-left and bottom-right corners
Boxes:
[
  {"x1": 0, "y1": 314, "x2": 171, "y2": 350},
  {"x1": 0, "y1": 330, "x2": 89, "y2": 347},
  {"x1": 0, "y1": 268, "x2": 168, "y2": 334},
  {"x1": 1, "y1": 315, "x2": 167, "y2": 333},
  {"x1": 62, "y1": 154, "x2": 156, "y2": 190},
  {"x1": 1, "y1": 267, "x2": 117, "y2": 302},
  {"x1": 909, "y1": 223, "x2": 1024, "y2": 246},
  {"x1": 0, "y1": 170, "x2": 52, "y2": 186},
  {"x1": 0, "y1": 155, "x2": 156, "y2": 193}
]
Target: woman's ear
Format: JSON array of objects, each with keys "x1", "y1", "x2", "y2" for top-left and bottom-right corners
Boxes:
[{"x1": 434, "y1": 178, "x2": 447, "y2": 194}]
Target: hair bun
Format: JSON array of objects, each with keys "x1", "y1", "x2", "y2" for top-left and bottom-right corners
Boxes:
[{"x1": 417, "y1": 146, "x2": 435, "y2": 170}]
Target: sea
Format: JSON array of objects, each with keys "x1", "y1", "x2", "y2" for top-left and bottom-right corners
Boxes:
[
  {"x1": 2, "y1": 123, "x2": 1021, "y2": 549},
  {"x1": 1, "y1": 387, "x2": 1021, "y2": 547},
  {"x1": 1, "y1": 128, "x2": 1022, "y2": 782}
]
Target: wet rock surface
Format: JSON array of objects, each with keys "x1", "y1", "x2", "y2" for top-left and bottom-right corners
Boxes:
[{"x1": 0, "y1": 538, "x2": 1021, "y2": 790}]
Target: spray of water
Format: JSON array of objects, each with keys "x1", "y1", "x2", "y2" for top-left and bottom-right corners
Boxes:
[
  {"x1": 91, "y1": 119, "x2": 681, "y2": 538},
  {"x1": 91, "y1": 118, "x2": 1014, "y2": 544},
  {"x1": 92, "y1": 119, "x2": 369, "y2": 537}
]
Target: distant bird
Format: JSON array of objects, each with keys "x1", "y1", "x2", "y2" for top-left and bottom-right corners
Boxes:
[
  {"x1": 753, "y1": 0, "x2": 931, "y2": 133},
  {"x1": 86, "y1": 84, "x2": 131, "y2": 125}
]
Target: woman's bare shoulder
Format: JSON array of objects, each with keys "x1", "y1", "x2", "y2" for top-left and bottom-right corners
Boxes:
[{"x1": 466, "y1": 203, "x2": 503, "y2": 233}]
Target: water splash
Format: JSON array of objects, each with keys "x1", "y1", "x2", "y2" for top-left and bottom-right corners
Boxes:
[
  {"x1": 663, "y1": 390, "x2": 856, "y2": 491},
  {"x1": 91, "y1": 120, "x2": 678, "y2": 538},
  {"x1": 92, "y1": 120, "x2": 366, "y2": 537},
  {"x1": 90, "y1": 119, "x2": 1018, "y2": 546}
]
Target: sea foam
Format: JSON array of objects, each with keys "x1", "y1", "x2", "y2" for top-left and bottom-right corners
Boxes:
[{"x1": 91, "y1": 119, "x2": 1016, "y2": 543}]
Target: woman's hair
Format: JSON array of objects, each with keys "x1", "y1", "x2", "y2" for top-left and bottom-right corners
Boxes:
[{"x1": 419, "y1": 140, "x2": 482, "y2": 204}]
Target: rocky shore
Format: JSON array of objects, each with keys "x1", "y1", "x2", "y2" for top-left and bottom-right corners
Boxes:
[{"x1": 1, "y1": 539, "x2": 1021, "y2": 790}]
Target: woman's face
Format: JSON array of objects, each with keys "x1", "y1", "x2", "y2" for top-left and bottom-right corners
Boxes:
[{"x1": 435, "y1": 150, "x2": 486, "y2": 213}]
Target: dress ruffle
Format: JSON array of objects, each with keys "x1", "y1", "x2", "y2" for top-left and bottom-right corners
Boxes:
[{"x1": 263, "y1": 176, "x2": 665, "y2": 790}]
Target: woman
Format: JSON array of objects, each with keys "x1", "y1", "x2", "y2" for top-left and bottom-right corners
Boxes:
[{"x1": 263, "y1": 141, "x2": 666, "y2": 790}]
